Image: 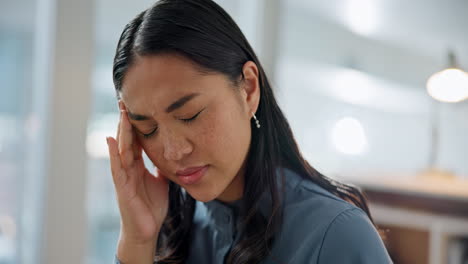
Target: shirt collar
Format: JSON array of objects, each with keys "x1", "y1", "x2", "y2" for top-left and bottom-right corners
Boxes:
[{"x1": 203, "y1": 167, "x2": 304, "y2": 230}]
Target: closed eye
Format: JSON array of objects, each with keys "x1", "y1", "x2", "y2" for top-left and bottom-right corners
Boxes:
[
  {"x1": 141, "y1": 108, "x2": 205, "y2": 139},
  {"x1": 142, "y1": 127, "x2": 157, "y2": 139},
  {"x1": 180, "y1": 108, "x2": 204, "y2": 123}
]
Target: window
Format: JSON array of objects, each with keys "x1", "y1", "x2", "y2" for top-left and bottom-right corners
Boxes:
[{"x1": 0, "y1": 0, "x2": 43, "y2": 263}]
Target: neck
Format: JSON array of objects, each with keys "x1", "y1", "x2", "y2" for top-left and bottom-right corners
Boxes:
[{"x1": 216, "y1": 164, "x2": 245, "y2": 203}]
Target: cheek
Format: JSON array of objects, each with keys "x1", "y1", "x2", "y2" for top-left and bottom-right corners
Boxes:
[
  {"x1": 137, "y1": 139, "x2": 158, "y2": 164},
  {"x1": 135, "y1": 135, "x2": 166, "y2": 170},
  {"x1": 196, "y1": 104, "x2": 251, "y2": 165}
]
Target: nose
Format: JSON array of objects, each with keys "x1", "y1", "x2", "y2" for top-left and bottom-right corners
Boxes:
[{"x1": 161, "y1": 128, "x2": 193, "y2": 161}]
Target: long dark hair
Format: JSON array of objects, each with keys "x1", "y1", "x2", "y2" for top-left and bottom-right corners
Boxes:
[{"x1": 112, "y1": 0, "x2": 374, "y2": 263}]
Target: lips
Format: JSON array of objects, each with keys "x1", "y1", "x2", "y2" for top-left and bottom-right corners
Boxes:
[
  {"x1": 176, "y1": 165, "x2": 209, "y2": 185},
  {"x1": 176, "y1": 166, "x2": 207, "y2": 176}
]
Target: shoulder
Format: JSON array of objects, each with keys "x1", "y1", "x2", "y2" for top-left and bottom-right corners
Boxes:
[
  {"x1": 280, "y1": 167, "x2": 358, "y2": 226},
  {"x1": 316, "y1": 207, "x2": 392, "y2": 263},
  {"x1": 275, "y1": 168, "x2": 392, "y2": 263}
]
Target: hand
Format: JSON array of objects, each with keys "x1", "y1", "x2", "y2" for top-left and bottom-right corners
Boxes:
[{"x1": 106, "y1": 104, "x2": 169, "y2": 245}]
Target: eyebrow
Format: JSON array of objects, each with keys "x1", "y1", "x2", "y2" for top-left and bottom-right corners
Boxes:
[{"x1": 127, "y1": 92, "x2": 201, "y2": 121}]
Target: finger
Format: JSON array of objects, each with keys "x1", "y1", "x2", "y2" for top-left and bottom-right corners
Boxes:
[
  {"x1": 117, "y1": 101, "x2": 142, "y2": 161},
  {"x1": 118, "y1": 109, "x2": 135, "y2": 169},
  {"x1": 106, "y1": 136, "x2": 127, "y2": 186},
  {"x1": 116, "y1": 110, "x2": 121, "y2": 142},
  {"x1": 132, "y1": 132, "x2": 143, "y2": 161},
  {"x1": 118, "y1": 100, "x2": 126, "y2": 111},
  {"x1": 116, "y1": 100, "x2": 125, "y2": 142}
]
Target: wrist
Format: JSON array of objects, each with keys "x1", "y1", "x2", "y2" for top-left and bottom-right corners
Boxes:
[
  {"x1": 117, "y1": 237, "x2": 157, "y2": 264},
  {"x1": 119, "y1": 225, "x2": 161, "y2": 245}
]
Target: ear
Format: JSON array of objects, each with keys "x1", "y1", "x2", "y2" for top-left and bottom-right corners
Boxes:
[{"x1": 240, "y1": 61, "x2": 261, "y2": 118}]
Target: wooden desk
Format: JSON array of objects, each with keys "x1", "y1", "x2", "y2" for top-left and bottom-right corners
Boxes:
[{"x1": 343, "y1": 172, "x2": 468, "y2": 264}]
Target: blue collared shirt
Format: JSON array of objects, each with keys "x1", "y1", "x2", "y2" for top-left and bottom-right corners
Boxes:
[{"x1": 117, "y1": 167, "x2": 393, "y2": 263}]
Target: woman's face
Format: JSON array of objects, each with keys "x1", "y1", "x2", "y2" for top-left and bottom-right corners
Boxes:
[{"x1": 119, "y1": 54, "x2": 260, "y2": 202}]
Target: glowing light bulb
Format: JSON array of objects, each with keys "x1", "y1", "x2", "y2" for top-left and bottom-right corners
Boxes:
[
  {"x1": 427, "y1": 68, "x2": 468, "y2": 103},
  {"x1": 331, "y1": 117, "x2": 368, "y2": 155}
]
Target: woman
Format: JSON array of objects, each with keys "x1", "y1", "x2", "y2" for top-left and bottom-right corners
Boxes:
[{"x1": 106, "y1": 0, "x2": 393, "y2": 263}]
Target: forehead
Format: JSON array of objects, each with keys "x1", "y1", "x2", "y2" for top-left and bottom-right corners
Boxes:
[{"x1": 120, "y1": 54, "x2": 232, "y2": 114}]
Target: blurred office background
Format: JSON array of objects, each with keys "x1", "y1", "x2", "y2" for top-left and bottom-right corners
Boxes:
[{"x1": 1, "y1": 0, "x2": 468, "y2": 263}]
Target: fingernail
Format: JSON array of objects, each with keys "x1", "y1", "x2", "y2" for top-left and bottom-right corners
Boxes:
[{"x1": 106, "y1": 137, "x2": 110, "y2": 146}]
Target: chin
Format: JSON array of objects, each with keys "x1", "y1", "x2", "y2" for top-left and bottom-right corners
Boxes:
[{"x1": 184, "y1": 189, "x2": 218, "y2": 203}]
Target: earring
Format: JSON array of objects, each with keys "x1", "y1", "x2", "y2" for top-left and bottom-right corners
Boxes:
[{"x1": 252, "y1": 112, "x2": 261, "y2": 128}]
